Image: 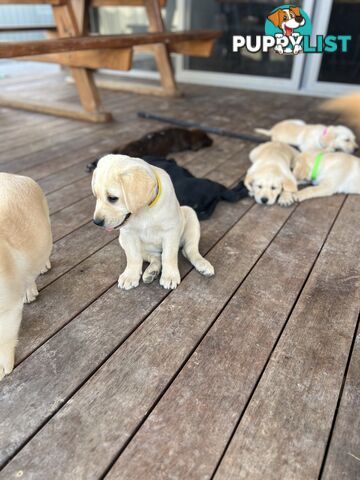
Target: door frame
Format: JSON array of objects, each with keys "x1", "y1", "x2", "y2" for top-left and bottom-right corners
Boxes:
[{"x1": 301, "y1": 0, "x2": 360, "y2": 96}]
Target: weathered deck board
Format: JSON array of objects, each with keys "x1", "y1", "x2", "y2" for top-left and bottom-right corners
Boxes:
[
  {"x1": 321, "y1": 319, "x2": 360, "y2": 479},
  {"x1": 0, "y1": 153, "x2": 253, "y2": 466},
  {"x1": 0, "y1": 69, "x2": 358, "y2": 480},
  {"x1": 0, "y1": 204, "x2": 294, "y2": 478},
  {"x1": 106, "y1": 195, "x2": 344, "y2": 480},
  {"x1": 213, "y1": 195, "x2": 360, "y2": 480}
]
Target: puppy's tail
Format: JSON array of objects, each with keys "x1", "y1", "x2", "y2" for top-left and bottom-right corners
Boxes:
[
  {"x1": 321, "y1": 93, "x2": 360, "y2": 130},
  {"x1": 254, "y1": 128, "x2": 272, "y2": 137}
]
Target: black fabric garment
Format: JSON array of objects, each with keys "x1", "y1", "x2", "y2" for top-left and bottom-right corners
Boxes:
[{"x1": 144, "y1": 156, "x2": 249, "y2": 220}]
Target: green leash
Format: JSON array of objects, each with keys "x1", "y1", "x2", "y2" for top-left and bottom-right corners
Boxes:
[{"x1": 311, "y1": 152, "x2": 324, "y2": 182}]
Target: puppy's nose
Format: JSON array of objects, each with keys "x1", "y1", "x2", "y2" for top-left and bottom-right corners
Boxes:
[
  {"x1": 295, "y1": 15, "x2": 303, "y2": 22},
  {"x1": 93, "y1": 218, "x2": 105, "y2": 227},
  {"x1": 261, "y1": 197, "x2": 269, "y2": 205}
]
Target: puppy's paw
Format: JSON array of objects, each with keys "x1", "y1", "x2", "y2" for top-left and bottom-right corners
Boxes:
[
  {"x1": 142, "y1": 266, "x2": 161, "y2": 284},
  {"x1": 0, "y1": 345, "x2": 15, "y2": 381},
  {"x1": 118, "y1": 271, "x2": 140, "y2": 290},
  {"x1": 194, "y1": 258, "x2": 215, "y2": 277},
  {"x1": 40, "y1": 260, "x2": 52, "y2": 274},
  {"x1": 278, "y1": 191, "x2": 296, "y2": 207},
  {"x1": 24, "y1": 283, "x2": 39, "y2": 303},
  {"x1": 292, "y1": 192, "x2": 305, "y2": 203},
  {"x1": 160, "y1": 270, "x2": 181, "y2": 290}
]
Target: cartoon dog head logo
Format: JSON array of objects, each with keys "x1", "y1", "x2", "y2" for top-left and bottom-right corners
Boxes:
[
  {"x1": 268, "y1": 6, "x2": 305, "y2": 36},
  {"x1": 265, "y1": 5, "x2": 312, "y2": 55}
]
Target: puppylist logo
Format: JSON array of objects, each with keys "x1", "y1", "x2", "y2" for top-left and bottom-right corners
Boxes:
[{"x1": 233, "y1": 5, "x2": 351, "y2": 56}]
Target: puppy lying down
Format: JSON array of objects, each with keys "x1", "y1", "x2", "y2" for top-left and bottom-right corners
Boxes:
[
  {"x1": 245, "y1": 142, "x2": 299, "y2": 206},
  {"x1": 256, "y1": 119, "x2": 357, "y2": 153},
  {"x1": 92, "y1": 154, "x2": 214, "y2": 290},
  {"x1": 290, "y1": 150, "x2": 360, "y2": 203},
  {"x1": 0, "y1": 173, "x2": 52, "y2": 380}
]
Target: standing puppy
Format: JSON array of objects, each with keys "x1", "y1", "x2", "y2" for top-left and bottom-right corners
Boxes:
[
  {"x1": 291, "y1": 150, "x2": 360, "y2": 203},
  {"x1": 92, "y1": 154, "x2": 214, "y2": 290},
  {"x1": 245, "y1": 142, "x2": 299, "y2": 206},
  {"x1": 0, "y1": 173, "x2": 52, "y2": 380},
  {"x1": 255, "y1": 120, "x2": 357, "y2": 153}
]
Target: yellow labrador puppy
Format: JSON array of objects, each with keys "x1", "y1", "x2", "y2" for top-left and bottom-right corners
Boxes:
[
  {"x1": 0, "y1": 173, "x2": 52, "y2": 380},
  {"x1": 290, "y1": 150, "x2": 360, "y2": 203},
  {"x1": 92, "y1": 154, "x2": 214, "y2": 290},
  {"x1": 245, "y1": 141, "x2": 299, "y2": 206},
  {"x1": 256, "y1": 120, "x2": 357, "y2": 153}
]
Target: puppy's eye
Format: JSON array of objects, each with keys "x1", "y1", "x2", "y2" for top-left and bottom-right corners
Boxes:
[
  {"x1": 271, "y1": 186, "x2": 276, "y2": 190},
  {"x1": 258, "y1": 185, "x2": 262, "y2": 189},
  {"x1": 107, "y1": 196, "x2": 118, "y2": 203}
]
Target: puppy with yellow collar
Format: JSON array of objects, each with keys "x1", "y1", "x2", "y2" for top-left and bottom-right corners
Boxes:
[
  {"x1": 291, "y1": 150, "x2": 360, "y2": 203},
  {"x1": 92, "y1": 154, "x2": 214, "y2": 290}
]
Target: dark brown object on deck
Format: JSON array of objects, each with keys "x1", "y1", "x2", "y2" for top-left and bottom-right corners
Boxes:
[{"x1": 85, "y1": 127, "x2": 213, "y2": 171}]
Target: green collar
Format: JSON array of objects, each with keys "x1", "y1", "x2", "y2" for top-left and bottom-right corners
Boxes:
[{"x1": 311, "y1": 152, "x2": 324, "y2": 182}]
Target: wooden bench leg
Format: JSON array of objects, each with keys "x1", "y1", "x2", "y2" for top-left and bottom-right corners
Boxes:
[
  {"x1": 96, "y1": 0, "x2": 181, "y2": 98},
  {"x1": 144, "y1": 0, "x2": 180, "y2": 97},
  {"x1": 0, "y1": 1, "x2": 111, "y2": 122},
  {"x1": 52, "y1": 0, "x2": 112, "y2": 120}
]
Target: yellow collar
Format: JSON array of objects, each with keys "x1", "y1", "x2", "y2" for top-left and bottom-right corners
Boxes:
[{"x1": 148, "y1": 173, "x2": 162, "y2": 208}]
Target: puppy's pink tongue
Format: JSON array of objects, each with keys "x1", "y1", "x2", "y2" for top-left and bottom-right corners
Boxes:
[{"x1": 105, "y1": 227, "x2": 113, "y2": 233}]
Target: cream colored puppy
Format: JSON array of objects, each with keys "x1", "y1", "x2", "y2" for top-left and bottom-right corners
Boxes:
[
  {"x1": 0, "y1": 173, "x2": 52, "y2": 380},
  {"x1": 290, "y1": 150, "x2": 360, "y2": 203},
  {"x1": 92, "y1": 154, "x2": 214, "y2": 290},
  {"x1": 256, "y1": 119, "x2": 357, "y2": 153},
  {"x1": 245, "y1": 142, "x2": 299, "y2": 206}
]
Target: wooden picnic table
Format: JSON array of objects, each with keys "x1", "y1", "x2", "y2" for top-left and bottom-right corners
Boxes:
[{"x1": 0, "y1": 0, "x2": 219, "y2": 121}]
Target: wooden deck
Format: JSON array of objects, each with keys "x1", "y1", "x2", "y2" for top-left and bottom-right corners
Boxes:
[{"x1": 0, "y1": 66, "x2": 359, "y2": 480}]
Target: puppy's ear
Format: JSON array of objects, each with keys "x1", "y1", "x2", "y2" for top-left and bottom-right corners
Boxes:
[
  {"x1": 244, "y1": 173, "x2": 254, "y2": 193},
  {"x1": 290, "y1": 7, "x2": 302, "y2": 17},
  {"x1": 293, "y1": 153, "x2": 309, "y2": 181},
  {"x1": 267, "y1": 10, "x2": 282, "y2": 27},
  {"x1": 282, "y1": 173, "x2": 298, "y2": 193},
  {"x1": 321, "y1": 126, "x2": 337, "y2": 149},
  {"x1": 120, "y1": 167, "x2": 156, "y2": 213},
  {"x1": 91, "y1": 169, "x2": 97, "y2": 196}
]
